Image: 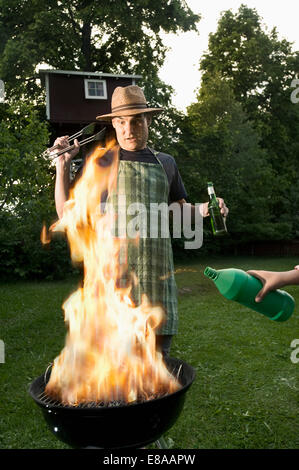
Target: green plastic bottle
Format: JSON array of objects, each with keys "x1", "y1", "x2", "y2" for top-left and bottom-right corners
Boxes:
[{"x1": 204, "y1": 267, "x2": 295, "y2": 322}]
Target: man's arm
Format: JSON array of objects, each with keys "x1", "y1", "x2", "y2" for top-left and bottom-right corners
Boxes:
[{"x1": 54, "y1": 136, "x2": 80, "y2": 219}]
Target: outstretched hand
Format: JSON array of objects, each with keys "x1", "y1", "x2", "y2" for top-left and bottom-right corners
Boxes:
[
  {"x1": 247, "y1": 270, "x2": 285, "y2": 302},
  {"x1": 248, "y1": 268, "x2": 299, "y2": 302}
]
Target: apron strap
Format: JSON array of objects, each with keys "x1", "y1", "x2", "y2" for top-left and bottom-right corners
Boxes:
[
  {"x1": 148, "y1": 147, "x2": 165, "y2": 171},
  {"x1": 148, "y1": 147, "x2": 159, "y2": 157}
]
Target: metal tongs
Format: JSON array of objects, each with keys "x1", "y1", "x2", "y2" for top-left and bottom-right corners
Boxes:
[{"x1": 42, "y1": 124, "x2": 106, "y2": 160}]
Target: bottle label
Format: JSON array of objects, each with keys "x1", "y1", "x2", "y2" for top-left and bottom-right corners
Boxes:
[{"x1": 208, "y1": 186, "x2": 215, "y2": 195}]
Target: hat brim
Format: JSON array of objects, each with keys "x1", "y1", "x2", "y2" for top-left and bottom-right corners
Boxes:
[{"x1": 96, "y1": 107, "x2": 163, "y2": 121}]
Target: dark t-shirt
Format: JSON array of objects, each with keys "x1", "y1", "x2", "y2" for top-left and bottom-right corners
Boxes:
[{"x1": 74, "y1": 146, "x2": 187, "y2": 204}]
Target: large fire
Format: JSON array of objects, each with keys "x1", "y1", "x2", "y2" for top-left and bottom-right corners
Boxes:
[{"x1": 42, "y1": 138, "x2": 181, "y2": 405}]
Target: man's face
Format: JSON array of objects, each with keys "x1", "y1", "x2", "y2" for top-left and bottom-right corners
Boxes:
[{"x1": 112, "y1": 114, "x2": 151, "y2": 151}]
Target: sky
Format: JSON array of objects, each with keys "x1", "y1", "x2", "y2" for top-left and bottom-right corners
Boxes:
[{"x1": 159, "y1": 0, "x2": 299, "y2": 111}]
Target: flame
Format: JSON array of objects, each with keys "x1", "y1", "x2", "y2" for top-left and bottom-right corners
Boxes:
[
  {"x1": 41, "y1": 224, "x2": 51, "y2": 244},
  {"x1": 43, "y1": 138, "x2": 181, "y2": 405}
]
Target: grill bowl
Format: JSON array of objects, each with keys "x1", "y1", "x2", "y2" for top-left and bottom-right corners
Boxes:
[{"x1": 29, "y1": 357, "x2": 195, "y2": 449}]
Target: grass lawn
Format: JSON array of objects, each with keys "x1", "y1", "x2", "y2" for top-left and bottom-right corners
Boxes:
[{"x1": 0, "y1": 255, "x2": 298, "y2": 449}]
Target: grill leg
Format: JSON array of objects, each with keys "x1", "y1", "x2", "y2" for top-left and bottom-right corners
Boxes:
[{"x1": 155, "y1": 436, "x2": 168, "y2": 449}]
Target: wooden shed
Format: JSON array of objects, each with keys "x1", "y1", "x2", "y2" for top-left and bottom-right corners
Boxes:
[{"x1": 39, "y1": 69, "x2": 142, "y2": 125}]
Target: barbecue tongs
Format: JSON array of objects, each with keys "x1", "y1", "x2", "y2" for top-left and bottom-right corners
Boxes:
[{"x1": 41, "y1": 124, "x2": 106, "y2": 160}]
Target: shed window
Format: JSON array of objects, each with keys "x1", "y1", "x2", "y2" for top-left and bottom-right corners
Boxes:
[{"x1": 84, "y1": 79, "x2": 107, "y2": 99}]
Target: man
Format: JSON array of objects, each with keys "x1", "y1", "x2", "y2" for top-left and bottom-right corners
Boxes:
[{"x1": 54, "y1": 85, "x2": 229, "y2": 356}]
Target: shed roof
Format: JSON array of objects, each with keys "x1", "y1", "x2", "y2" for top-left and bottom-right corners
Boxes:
[{"x1": 38, "y1": 68, "x2": 142, "y2": 83}]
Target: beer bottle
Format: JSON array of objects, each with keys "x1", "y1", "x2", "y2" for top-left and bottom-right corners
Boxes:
[{"x1": 207, "y1": 182, "x2": 228, "y2": 236}]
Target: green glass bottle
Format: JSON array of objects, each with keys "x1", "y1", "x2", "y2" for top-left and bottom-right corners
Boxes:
[
  {"x1": 207, "y1": 182, "x2": 227, "y2": 236},
  {"x1": 204, "y1": 266, "x2": 295, "y2": 322}
]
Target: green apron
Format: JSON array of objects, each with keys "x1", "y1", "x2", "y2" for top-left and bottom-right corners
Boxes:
[{"x1": 106, "y1": 148, "x2": 178, "y2": 335}]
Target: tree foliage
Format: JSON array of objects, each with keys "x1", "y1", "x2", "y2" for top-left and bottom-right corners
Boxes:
[
  {"x1": 0, "y1": 103, "x2": 50, "y2": 213},
  {"x1": 176, "y1": 5, "x2": 299, "y2": 250},
  {"x1": 0, "y1": 102, "x2": 75, "y2": 279},
  {"x1": 0, "y1": 0, "x2": 200, "y2": 106},
  {"x1": 176, "y1": 75, "x2": 286, "y2": 245},
  {"x1": 199, "y1": 5, "x2": 299, "y2": 179}
]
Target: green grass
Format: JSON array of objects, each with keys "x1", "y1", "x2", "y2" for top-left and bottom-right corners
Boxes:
[{"x1": 1, "y1": 256, "x2": 299, "y2": 449}]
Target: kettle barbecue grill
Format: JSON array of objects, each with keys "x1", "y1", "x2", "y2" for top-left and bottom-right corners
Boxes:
[{"x1": 29, "y1": 357, "x2": 195, "y2": 449}]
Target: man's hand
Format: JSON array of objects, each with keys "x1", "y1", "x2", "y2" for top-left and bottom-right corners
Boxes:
[
  {"x1": 201, "y1": 198, "x2": 229, "y2": 218},
  {"x1": 54, "y1": 136, "x2": 80, "y2": 219},
  {"x1": 53, "y1": 135, "x2": 80, "y2": 165}
]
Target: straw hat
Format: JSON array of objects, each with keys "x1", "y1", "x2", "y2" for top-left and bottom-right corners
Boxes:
[{"x1": 96, "y1": 85, "x2": 163, "y2": 121}]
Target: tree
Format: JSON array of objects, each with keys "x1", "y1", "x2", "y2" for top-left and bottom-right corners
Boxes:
[
  {"x1": 0, "y1": 102, "x2": 50, "y2": 213},
  {"x1": 199, "y1": 5, "x2": 299, "y2": 177},
  {"x1": 0, "y1": 0, "x2": 200, "y2": 107},
  {"x1": 0, "y1": 101, "x2": 75, "y2": 279},
  {"x1": 175, "y1": 73, "x2": 292, "y2": 251},
  {"x1": 195, "y1": 5, "x2": 299, "y2": 241}
]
